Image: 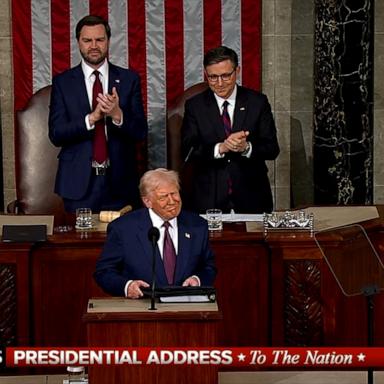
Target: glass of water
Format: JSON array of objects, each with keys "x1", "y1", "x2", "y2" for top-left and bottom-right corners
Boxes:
[
  {"x1": 75, "y1": 208, "x2": 93, "y2": 230},
  {"x1": 67, "y1": 366, "x2": 86, "y2": 382},
  {"x1": 206, "y1": 209, "x2": 223, "y2": 231}
]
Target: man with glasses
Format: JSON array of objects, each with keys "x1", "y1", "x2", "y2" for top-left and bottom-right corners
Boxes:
[{"x1": 181, "y1": 46, "x2": 280, "y2": 213}]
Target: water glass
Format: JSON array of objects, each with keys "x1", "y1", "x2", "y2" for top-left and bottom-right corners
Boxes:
[
  {"x1": 75, "y1": 208, "x2": 93, "y2": 229},
  {"x1": 67, "y1": 365, "x2": 86, "y2": 382},
  {"x1": 206, "y1": 209, "x2": 223, "y2": 231}
]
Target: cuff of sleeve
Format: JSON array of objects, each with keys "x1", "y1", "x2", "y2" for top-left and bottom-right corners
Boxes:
[
  {"x1": 85, "y1": 114, "x2": 94, "y2": 130},
  {"x1": 241, "y1": 142, "x2": 252, "y2": 158},
  {"x1": 112, "y1": 114, "x2": 123, "y2": 126},
  {"x1": 124, "y1": 280, "x2": 133, "y2": 297},
  {"x1": 191, "y1": 275, "x2": 201, "y2": 286},
  {"x1": 214, "y1": 143, "x2": 225, "y2": 159}
]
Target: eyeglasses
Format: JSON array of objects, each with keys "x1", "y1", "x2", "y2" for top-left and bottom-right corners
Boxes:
[{"x1": 206, "y1": 69, "x2": 236, "y2": 83}]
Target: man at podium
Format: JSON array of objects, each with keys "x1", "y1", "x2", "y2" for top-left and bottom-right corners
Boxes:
[{"x1": 94, "y1": 168, "x2": 216, "y2": 298}]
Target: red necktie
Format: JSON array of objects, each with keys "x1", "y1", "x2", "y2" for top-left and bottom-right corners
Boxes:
[
  {"x1": 222, "y1": 100, "x2": 231, "y2": 137},
  {"x1": 222, "y1": 100, "x2": 233, "y2": 195},
  {"x1": 163, "y1": 221, "x2": 176, "y2": 285},
  {"x1": 92, "y1": 71, "x2": 108, "y2": 164}
]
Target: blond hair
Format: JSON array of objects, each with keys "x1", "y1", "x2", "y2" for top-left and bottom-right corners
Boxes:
[{"x1": 139, "y1": 168, "x2": 180, "y2": 197}]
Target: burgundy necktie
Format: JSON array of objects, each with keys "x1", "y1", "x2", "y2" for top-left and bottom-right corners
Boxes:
[
  {"x1": 92, "y1": 71, "x2": 108, "y2": 164},
  {"x1": 163, "y1": 221, "x2": 176, "y2": 285},
  {"x1": 222, "y1": 100, "x2": 233, "y2": 195},
  {"x1": 222, "y1": 100, "x2": 231, "y2": 137}
]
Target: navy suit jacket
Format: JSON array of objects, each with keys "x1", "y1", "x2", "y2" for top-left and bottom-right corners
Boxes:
[
  {"x1": 181, "y1": 86, "x2": 280, "y2": 213},
  {"x1": 48, "y1": 62, "x2": 147, "y2": 202},
  {"x1": 94, "y1": 208, "x2": 217, "y2": 296}
]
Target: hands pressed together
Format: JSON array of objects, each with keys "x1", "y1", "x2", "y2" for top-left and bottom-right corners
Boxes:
[
  {"x1": 89, "y1": 86, "x2": 122, "y2": 125},
  {"x1": 219, "y1": 130, "x2": 249, "y2": 154}
]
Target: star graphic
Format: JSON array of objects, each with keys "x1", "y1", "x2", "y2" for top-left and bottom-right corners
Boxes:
[
  {"x1": 237, "y1": 353, "x2": 246, "y2": 362},
  {"x1": 357, "y1": 353, "x2": 366, "y2": 362}
]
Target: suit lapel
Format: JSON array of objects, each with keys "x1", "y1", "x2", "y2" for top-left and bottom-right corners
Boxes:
[
  {"x1": 137, "y1": 210, "x2": 168, "y2": 286},
  {"x1": 71, "y1": 65, "x2": 91, "y2": 114},
  {"x1": 108, "y1": 63, "x2": 121, "y2": 94},
  {"x1": 204, "y1": 90, "x2": 227, "y2": 141},
  {"x1": 232, "y1": 86, "x2": 248, "y2": 133}
]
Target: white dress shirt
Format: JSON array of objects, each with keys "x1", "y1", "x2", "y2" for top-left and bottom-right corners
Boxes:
[
  {"x1": 82, "y1": 59, "x2": 123, "y2": 131},
  {"x1": 213, "y1": 85, "x2": 252, "y2": 158},
  {"x1": 148, "y1": 208, "x2": 178, "y2": 258}
]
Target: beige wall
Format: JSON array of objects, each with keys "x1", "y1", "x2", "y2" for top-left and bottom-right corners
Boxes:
[
  {"x1": 263, "y1": 0, "x2": 314, "y2": 209},
  {"x1": 0, "y1": 1, "x2": 381, "y2": 211}
]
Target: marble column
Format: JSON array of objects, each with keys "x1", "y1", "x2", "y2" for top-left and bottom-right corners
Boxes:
[{"x1": 313, "y1": 0, "x2": 374, "y2": 204}]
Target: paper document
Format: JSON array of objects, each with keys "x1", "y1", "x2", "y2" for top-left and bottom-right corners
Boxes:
[
  {"x1": 159, "y1": 295, "x2": 213, "y2": 303},
  {"x1": 201, "y1": 213, "x2": 263, "y2": 222}
]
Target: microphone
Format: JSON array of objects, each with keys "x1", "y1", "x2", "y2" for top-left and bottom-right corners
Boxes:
[
  {"x1": 148, "y1": 227, "x2": 160, "y2": 310},
  {"x1": 148, "y1": 226, "x2": 160, "y2": 243}
]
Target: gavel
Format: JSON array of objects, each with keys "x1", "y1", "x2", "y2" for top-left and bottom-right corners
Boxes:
[{"x1": 99, "y1": 205, "x2": 132, "y2": 223}]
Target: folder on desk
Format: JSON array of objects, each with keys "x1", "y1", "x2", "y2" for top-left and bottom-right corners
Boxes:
[{"x1": 142, "y1": 286, "x2": 216, "y2": 303}]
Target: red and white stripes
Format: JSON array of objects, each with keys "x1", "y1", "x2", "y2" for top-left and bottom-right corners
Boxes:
[{"x1": 12, "y1": 0, "x2": 261, "y2": 167}]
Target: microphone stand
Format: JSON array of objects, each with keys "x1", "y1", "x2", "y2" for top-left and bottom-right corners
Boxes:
[
  {"x1": 148, "y1": 227, "x2": 160, "y2": 311},
  {"x1": 149, "y1": 237, "x2": 157, "y2": 311}
]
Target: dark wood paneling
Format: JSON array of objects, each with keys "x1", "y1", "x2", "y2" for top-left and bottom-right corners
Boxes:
[
  {"x1": 212, "y1": 237, "x2": 269, "y2": 346},
  {"x1": 32, "y1": 233, "x2": 107, "y2": 346},
  {"x1": 85, "y1": 308, "x2": 219, "y2": 384},
  {"x1": 0, "y1": 243, "x2": 32, "y2": 346},
  {"x1": 3, "y1": 211, "x2": 384, "y2": 349}
]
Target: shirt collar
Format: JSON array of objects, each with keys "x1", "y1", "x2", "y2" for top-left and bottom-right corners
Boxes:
[
  {"x1": 81, "y1": 59, "x2": 109, "y2": 81},
  {"x1": 148, "y1": 209, "x2": 178, "y2": 230},
  {"x1": 214, "y1": 84, "x2": 237, "y2": 107}
]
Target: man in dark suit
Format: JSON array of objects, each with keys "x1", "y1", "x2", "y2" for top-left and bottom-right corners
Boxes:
[
  {"x1": 94, "y1": 168, "x2": 216, "y2": 298},
  {"x1": 49, "y1": 15, "x2": 147, "y2": 212},
  {"x1": 181, "y1": 46, "x2": 280, "y2": 214}
]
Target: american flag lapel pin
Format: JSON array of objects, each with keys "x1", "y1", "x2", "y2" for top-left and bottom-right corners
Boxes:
[{"x1": 185, "y1": 233, "x2": 191, "y2": 238}]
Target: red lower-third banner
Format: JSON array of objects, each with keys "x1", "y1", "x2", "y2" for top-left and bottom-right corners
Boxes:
[{"x1": 2, "y1": 347, "x2": 384, "y2": 368}]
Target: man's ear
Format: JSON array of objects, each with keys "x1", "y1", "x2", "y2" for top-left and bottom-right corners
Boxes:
[{"x1": 142, "y1": 197, "x2": 152, "y2": 209}]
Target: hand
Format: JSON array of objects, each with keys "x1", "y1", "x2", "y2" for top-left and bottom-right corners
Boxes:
[
  {"x1": 89, "y1": 103, "x2": 104, "y2": 126},
  {"x1": 222, "y1": 130, "x2": 249, "y2": 153},
  {"x1": 127, "y1": 280, "x2": 150, "y2": 299},
  {"x1": 182, "y1": 276, "x2": 199, "y2": 286},
  {"x1": 96, "y1": 87, "x2": 122, "y2": 123}
]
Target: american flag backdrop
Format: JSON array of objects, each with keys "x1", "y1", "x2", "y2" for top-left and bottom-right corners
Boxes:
[{"x1": 12, "y1": 0, "x2": 261, "y2": 168}]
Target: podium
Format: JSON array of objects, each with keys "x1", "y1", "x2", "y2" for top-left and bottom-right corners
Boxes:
[{"x1": 83, "y1": 298, "x2": 222, "y2": 384}]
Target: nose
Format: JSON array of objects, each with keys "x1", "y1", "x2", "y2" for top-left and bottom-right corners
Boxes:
[
  {"x1": 217, "y1": 77, "x2": 224, "y2": 85},
  {"x1": 168, "y1": 194, "x2": 176, "y2": 204}
]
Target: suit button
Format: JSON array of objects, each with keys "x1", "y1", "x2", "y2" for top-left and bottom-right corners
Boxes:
[{"x1": 227, "y1": 159, "x2": 231, "y2": 163}]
